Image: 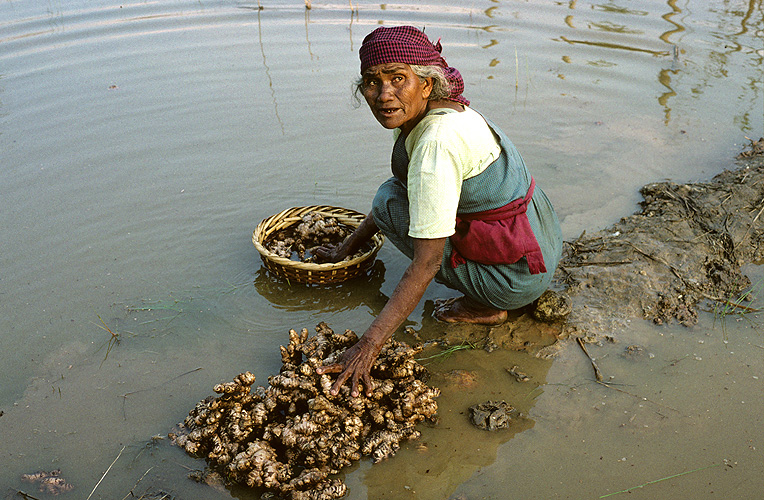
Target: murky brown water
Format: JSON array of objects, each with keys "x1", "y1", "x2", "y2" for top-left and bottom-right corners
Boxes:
[{"x1": 1, "y1": 1, "x2": 761, "y2": 499}]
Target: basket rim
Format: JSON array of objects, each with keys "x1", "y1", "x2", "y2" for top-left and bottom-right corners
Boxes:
[{"x1": 252, "y1": 205, "x2": 383, "y2": 272}]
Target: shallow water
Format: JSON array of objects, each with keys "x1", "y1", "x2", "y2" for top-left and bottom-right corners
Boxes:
[{"x1": 0, "y1": 1, "x2": 762, "y2": 499}]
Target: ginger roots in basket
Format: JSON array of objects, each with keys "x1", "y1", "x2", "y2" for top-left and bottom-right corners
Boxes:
[
  {"x1": 266, "y1": 212, "x2": 355, "y2": 262},
  {"x1": 170, "y1": 322, "x2": 439, "y2": 500}
]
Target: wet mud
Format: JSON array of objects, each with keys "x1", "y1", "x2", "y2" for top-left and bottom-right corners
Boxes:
[{"x1": 438, "y1": 142, "x2": 764, "y2": 355}]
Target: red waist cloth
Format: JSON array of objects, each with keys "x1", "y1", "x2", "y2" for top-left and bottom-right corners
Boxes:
[{"x1": 449, "y1": 177, "x2": 547, "y2": 274}]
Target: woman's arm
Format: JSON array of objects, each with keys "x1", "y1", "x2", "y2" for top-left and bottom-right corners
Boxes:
[
  {"x1": 317, "y1": 236, "x2": 446, "y2": 397},
  {"x1": 314, "y1": 211, "x2": 379, "y2": 262}
]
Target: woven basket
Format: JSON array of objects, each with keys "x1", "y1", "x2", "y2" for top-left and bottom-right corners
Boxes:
[{"x1": 253, "y1": 205, "x2": 384, "y2": 285}]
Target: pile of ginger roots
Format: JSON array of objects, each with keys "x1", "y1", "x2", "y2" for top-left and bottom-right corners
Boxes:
[{"x1": 170, "y1": 322, "x2": 440, "y2": 499}]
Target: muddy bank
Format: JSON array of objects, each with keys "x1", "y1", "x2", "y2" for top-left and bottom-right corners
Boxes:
[
  {"x1": 558, "y1": 150, "x2": 762, "y2": 335},
  {"x1": 439, "y1": 142, "x2": 764, "y2": 353}
]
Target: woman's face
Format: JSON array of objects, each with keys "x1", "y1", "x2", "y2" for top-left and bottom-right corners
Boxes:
[{"x1": 361, "y1": 63, "x2": 433, "y2": 135}]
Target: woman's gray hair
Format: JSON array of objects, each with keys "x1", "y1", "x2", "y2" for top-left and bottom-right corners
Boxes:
[
  {"x1": 353, "y1": 64, "x2": 451, "y2": 104},
  {"x1": 409, "y1": 65, "x2": 451, "y2": 100}
]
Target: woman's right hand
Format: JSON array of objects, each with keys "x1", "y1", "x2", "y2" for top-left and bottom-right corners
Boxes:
[
  {"x1": 313, "y1": 242, "x2": 349, "y2": 263},
  {"x1": 314, "y1": 211, "x2": 378, "y2": 263}
]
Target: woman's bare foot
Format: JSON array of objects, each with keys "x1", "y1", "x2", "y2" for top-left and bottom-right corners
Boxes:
[{"x1": 433, "y1": 296, "x2": 508, "y2": 325}]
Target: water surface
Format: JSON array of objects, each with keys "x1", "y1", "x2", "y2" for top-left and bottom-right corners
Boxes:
[{"x1": 1, "y1": 1, "x2": 761, "y2": 498}]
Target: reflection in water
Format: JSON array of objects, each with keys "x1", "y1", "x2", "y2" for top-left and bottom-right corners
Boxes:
[
  {"x1": 349, "y1": 2, "x2": 359, "y2": 51},
  {"x1": 557, "y1": 0, "x2": 761, "y2": 127},
  {"x1": 588, "y1": 20, "x2": 643, "y2": 34},
  {"x1": 253, "y1": 260, "x2": 389, "y2": 314},
  {"x1": 556, "y1": 35, "x2": 670, "y2": 57},
  {"x1": 255, "y1": 8, "x2": 285, "y2": 134},
  {"x1": 655, "y1": 0, "x2": 685, "y2": 119},
  {"x1": 305, "y1": 8, "x2": 316, "y2": 61},
  {"x1": 659, "y1": 0, "x2": 685, "y2": 44},
  {"x1": 592, "y1": 1, "x2": 648, "y2": 16},
  {"x1": 658, "y1": 68, "x2": 679, "y2": 124},
  {"x1": 45, "y1": 1, "x2": 65, "y2": 32},
  {"x1": 736, "y1": 0, "x2": 760, "y2": 36}
]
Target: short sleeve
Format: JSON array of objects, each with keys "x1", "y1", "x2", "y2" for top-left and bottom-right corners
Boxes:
[
  {"x1": 406, "y1": 134, "x2": 462, "y2": 238},
  {"x1": 403, "y1": 108, "x2": 501, "y2": 239}
]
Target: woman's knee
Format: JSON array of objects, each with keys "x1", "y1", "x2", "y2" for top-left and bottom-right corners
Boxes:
[
  {"x1": 372, "y1": 179, "x2": 416, "y2": 258},
  {"x1": 372, "y1": 178, "x2": 409, "y2": 235}
]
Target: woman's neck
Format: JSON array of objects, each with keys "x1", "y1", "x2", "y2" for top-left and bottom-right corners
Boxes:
[{"x1": 427, "y1": 99, "x2": 465, "y2": 113}]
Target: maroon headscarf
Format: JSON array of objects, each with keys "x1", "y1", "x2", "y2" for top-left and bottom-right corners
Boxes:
[{"x1": 359, "y1": 26, "x2": 470, "y2": 106}]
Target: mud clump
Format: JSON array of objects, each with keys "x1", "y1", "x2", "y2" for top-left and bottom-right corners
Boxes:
[
  {"x1": 532, "y1": 290, "x2": 572, "y2": 323},
  {"x1": 506, "y1": 365, "x2": 531, "y2": 382},
  {"x1": 621, "y1": 344, "x2": 654, "y2": 360},
  {"x1": 468, "y1": 400, "x2": 518, "y2": 431},
  {"x1": 170, "y1": 322, "x2": 439, "y2": 499}
]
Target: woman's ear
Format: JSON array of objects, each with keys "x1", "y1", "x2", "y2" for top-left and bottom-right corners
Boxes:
[{"x1": 422, "y1": 77, "x2": 433, "y2": 99}]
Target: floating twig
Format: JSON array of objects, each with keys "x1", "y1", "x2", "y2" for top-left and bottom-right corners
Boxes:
[
  {"x1": 719, "y1": 299, "x2": 759, "y2": 313},
  {"x1": 514, "y1": 45, "x2": 519, "y2": 88},
  {"x1": 576, "y1": 337, "x2": 604, "y2": 382},
  {"x1": 563, "y1": 260, "x2": 633, "y2": 268},
  {"x1": 13, "y1": 491, "x2": 41, "y2": 500},
  {"x1": 665, "y1": 353, "x2": 691, "y2": 368},
  {"x1": 94, "y1": 315, "x2": 121, "y2": 367}
]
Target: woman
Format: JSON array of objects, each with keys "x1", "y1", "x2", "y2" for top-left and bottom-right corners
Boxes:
[{"x1": 316, "y1": 26, "x2": 562, "y2": 397}]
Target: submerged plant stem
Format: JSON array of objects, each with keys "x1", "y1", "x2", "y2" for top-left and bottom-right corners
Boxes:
[
  {"x1": 416, "y1": 342, "x2": 475, "y2": 362},
  {"x1": 94, "y1": 315, "x2": 121, "y2": 367},
  {"x1": 120, "y1": 367, "x2": 203, "y2": 420},
  {"x1": 120, "y1": 466, "x2": 154, "y2": 500},
  {"x1": 87, "y1": 445, "x2": 126, "y2": 500},
  {"x1": 598, "y1": 463, "x2": 720, "y2": 498}
]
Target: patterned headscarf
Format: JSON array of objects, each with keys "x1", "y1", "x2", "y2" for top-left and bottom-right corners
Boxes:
[{"x1": 359, "y1": 26, "x2": 470, "y2": 106}]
